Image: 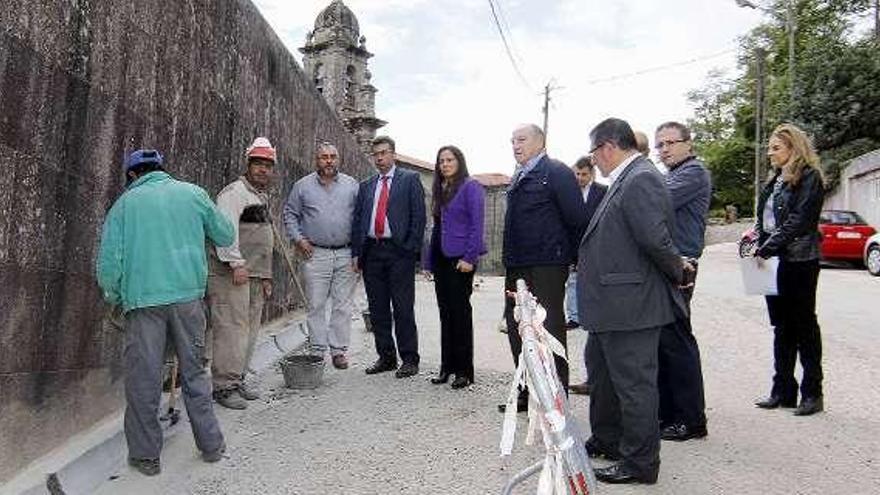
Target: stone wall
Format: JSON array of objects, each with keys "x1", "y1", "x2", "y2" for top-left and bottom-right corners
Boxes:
[{"x1": 0, "y1": 0, "x2": 372, "y2": 482}]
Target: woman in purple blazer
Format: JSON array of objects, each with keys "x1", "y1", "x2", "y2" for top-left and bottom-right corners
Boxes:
[{"x1": 424, "y1": 145, "x2": 486, "y2": 389}]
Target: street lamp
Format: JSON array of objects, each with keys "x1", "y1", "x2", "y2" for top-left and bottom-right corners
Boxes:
[{"x1": 735, "y1": 0, "x2": 797, "y2": 111}]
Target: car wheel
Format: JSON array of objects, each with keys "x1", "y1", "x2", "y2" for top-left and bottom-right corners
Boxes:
[{"x1": 867, "y1": 245, "x2": 880, "y2": 276}]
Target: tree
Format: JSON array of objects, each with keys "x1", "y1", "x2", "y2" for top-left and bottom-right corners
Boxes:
[{"x1": 688, "y1": 0, "x2": 879, "y2": 213}]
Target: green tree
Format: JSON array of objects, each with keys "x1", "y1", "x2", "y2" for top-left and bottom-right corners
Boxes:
[{"x1": 689, "y1": 0, "x2": 879, "y2": 214}]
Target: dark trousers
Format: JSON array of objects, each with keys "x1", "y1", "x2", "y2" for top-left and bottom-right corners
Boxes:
[
  {"x1": 363, "y1": 240, "x2": 420, "y2": 365},
  {"x1": 504, "y1": 265, "x2": 569, "y2": 395},
  {"x1": 433, "y1": 253, "x2": 475, "y2": 380},
  {"x1": 765, "y1": 259, "x2": 822, "y2": 399},
  {"x1": 587, "y1": 327, "x2": 661, "y2": 477},
  {"x1": 658, "y1": 268, "x2": 707, "y2": 428}
]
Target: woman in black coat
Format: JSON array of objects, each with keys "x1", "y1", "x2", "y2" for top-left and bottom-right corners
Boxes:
[{"x1": 753, "y1": 123, "x2": 825, "y2": 416}]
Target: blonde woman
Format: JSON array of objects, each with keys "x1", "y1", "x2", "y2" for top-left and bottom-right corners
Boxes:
[{"x1": 753, "y1": 124, "x2": 825, "y2": 416}]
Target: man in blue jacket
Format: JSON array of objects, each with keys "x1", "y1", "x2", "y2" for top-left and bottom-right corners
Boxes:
[
  {"x1": 499, "y1": 124, "x2": 587, "y2": 412},
  {"x1": 654, "y1": 121, "x2": 711, "y2": 442},
  {"x1": 97, "y1": 150, "x2": 234, "y2": 476}
]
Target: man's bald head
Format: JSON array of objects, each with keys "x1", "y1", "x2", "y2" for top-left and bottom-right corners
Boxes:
[
  {"x1": 511, "y1": 124, "x2": 546, "y2": 165},
  {"x1": 634, "y1": 131, "x2": 650, "y2": 157}
]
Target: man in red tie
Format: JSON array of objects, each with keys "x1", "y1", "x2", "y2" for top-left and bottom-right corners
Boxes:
[{"x1": 351, "y1": 136, "x2": 427, "y2": 378}]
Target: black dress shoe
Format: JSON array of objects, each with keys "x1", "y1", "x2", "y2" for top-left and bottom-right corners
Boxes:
[
  {"x1": 594, "y1": 463, "x2": 658, "y2": 485},
  {"x1": 584, "y1": 438, "x2": 621, "y2": 461},
  {"x1": 498, "y1": 399, "x2": 528, "y2": 413},
  {"x1": 394, "y1": 362, "x2": 419, "y2": 378},
  {"x1": 450, "y1": 375, "x2": 472, "y2": 389},
  {"x1": 660, "y1": 423, "x2": 708, "y2": 441},
  {"x1": 793, "y1": 396, "x2": 823, "y2": 416},
  {"x1": 755, "y1": 395, "x2": 797, "y2": 409},
  {"x1": 430, "y1": 372, "x2": 451, "y2": 384},
  {"x1": 365, "y1": 359, "x2": 397, "y2": 375}
]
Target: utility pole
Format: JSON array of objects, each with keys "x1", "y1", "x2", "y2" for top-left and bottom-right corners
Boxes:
[
  {"x1": 541, "y1": 81, "x2": 562, "y2": 145},
  {"x1": 754, "y1": 47, "x2": 766, "y2": 215},
  {"x1": 542, "y1": 83, "x2": 551, "y2": 142},
  {"x1": 786, "y1": 0, "x2": 796, "y2": 113},
  {"x1": 875, "y1": 0, "x2": 879, "y2": 42}
]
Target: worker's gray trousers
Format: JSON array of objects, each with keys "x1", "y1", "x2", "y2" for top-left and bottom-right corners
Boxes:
[{"x1": 124, "y1": 299, "x2": 224, "y2": 460}]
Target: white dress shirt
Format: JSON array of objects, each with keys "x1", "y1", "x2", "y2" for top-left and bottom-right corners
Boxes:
[{"x1": 368, "y1": 165, "x2": 395, "y2": 239}]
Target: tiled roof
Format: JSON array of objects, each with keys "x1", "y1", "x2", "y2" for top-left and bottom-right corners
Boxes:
[{"x1": 472, "y1": 173, "x2": 511, "y2": 187}]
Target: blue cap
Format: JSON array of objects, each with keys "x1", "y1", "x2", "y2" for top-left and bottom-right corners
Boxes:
[{"x1": 125, "y1": 149, "x2": 163, "y2": 171}]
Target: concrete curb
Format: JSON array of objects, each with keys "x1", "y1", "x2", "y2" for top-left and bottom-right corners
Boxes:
[{"x1": 2, "y1": 314, "x2": 309, "y2": 495}]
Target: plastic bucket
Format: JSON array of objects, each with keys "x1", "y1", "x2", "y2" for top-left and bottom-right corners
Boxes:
[{"x1": 280, "y1": 354, "x2": 324, "y2": 389}]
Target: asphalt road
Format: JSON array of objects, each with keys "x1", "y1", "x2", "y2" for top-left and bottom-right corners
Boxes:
[{"x1": 94, "y1": 243, "x2": 880, "y2": 494}]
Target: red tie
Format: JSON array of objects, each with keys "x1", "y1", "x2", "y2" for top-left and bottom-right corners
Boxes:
[{"x1": 374, "y1": 176, "x2": 389, "y2": 237}]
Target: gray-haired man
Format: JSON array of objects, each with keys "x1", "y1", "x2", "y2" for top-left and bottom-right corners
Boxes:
[{"x1": 283, "y1": 143, "x2": 359, "y2": 368}]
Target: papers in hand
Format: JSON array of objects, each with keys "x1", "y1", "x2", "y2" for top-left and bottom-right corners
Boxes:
[{"x1": 739, "y1": 256, "x2": 779, "y2": 296}]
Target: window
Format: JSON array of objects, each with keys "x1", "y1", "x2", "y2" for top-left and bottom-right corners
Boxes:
[{"x1": 820, "y1": 210, "x2": 867, "y2": 225}]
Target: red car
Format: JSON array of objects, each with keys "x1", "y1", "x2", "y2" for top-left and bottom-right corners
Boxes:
[{"x1": 819, "y1": 210, "x2": 877, "y2": 264}]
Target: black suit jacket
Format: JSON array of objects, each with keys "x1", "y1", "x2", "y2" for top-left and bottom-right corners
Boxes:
[
  {"x1": 351, "y1": 165, "x2": 426, "y2": 260},
  {"x1": 584, "y1": 181, "x2": 608, "y2": 224}
]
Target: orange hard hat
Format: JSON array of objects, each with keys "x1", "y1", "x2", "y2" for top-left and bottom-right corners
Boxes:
[{"x1": 246, "y1": 137, "x2": 276, "y2": 163}]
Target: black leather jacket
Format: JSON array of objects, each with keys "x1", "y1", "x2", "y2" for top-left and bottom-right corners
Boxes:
[{"x1": 755, "y1": 167, "x2": 824, "y2": 262}]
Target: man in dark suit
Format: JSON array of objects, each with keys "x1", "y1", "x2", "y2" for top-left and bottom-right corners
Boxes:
[
  {"x1": 567, "y1": 156, "x2": 608, "y2": 395},
  {"x1": 499, "y1": 123, "x2": 587, "y2": 413},
  {"x1": 351, "y1": 136, "x2": 426, "y2": 378},
  {"x1": 577, "y1": 118, "x2": 691, "y2": 485}
]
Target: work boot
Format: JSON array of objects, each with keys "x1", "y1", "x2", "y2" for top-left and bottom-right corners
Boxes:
[
  {"x1": 214, "y1": 388, "x2": 247, "y2": 410},
  {"x1": 238, "y1": 381, "x2": 260, "y2": 401},
  {"x1": 128, "y1": 457, "x2": 161, "y2": 476}
]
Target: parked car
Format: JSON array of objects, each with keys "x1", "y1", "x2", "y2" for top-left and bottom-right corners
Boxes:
[
  {"x1": 819, "y1": 210, "x2": 877, "y2": 264},
  {"x1": 864, "y1": 232, "x2": 880, "y2": 276}
]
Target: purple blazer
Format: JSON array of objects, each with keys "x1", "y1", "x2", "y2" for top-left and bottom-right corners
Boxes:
[{"x1": 425, "y1": 178, "x2": 486, "y2": 271}]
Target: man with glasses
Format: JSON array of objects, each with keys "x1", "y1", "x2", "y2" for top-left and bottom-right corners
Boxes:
[
  {"x1": 351, "y1": 136, "x2": 426, "y2": 378},
  {"x1": 654, "y1": 122, "x2": 711, "y2": 442},
  {"x1": 283, "y1": 142, "x2": 359, "y2": 370},
  {"x1": 577, "y1": 118, "x2": 691, "y2": 485}
]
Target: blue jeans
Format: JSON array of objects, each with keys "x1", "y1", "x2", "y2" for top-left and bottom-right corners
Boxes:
[{"x1": 564, "y1": 272, "x2": 578, "y2": 323}]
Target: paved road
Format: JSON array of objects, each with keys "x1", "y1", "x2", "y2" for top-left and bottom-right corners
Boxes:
[{"x1": 95, "y1": 243, "x2": 880, "y2": 494}]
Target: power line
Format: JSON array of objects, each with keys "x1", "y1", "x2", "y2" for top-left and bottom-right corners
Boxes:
[
  {"x1": 493, "y1": 0, "x2": 522, "y2": 65},
  {"x1": 580, "y1": 48, "x2": 737, "y2": 86},
  {"x1": 487, "y1": 0, "x2": 532, "y2": 90}
]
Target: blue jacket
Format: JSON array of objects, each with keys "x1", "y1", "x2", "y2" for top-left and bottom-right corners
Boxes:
[
  {"x1": 351, "y1": 166, "x2": 426, "y2": 259},
  {"x1": 503, "y1": 155, "x2": 587, "y2": 268},
  {"x1": 665, "y1": 156, "x2": 711, "y2": 258}
]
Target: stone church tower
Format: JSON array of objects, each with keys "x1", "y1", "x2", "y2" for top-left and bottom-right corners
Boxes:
[{"x1": 300, "y1": 0, "x2": 386, "y2": 153}]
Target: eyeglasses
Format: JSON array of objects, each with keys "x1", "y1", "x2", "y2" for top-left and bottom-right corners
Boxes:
[
  {"x1": 589, "y1": 142, "x2": 606, "y2": 154},
  {"x1": 654, "y1": 139, "x2": 687, "y2": 150},
  {"x1": 371, "y1": 149, "x2": 392, "y2": 158}
]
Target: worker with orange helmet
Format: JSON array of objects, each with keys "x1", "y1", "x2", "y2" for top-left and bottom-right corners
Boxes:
[{"x1": 208, "y1": 137, "x2": 277, "y2": 410}]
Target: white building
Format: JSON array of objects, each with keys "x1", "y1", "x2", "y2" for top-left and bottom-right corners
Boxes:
[{"x1": 824, "y1": 149, "x2": 880, "y2": 227}]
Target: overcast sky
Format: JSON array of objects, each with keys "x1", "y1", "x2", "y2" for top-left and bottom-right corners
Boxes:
[{"x1": 253, "y1": 0, "x2": 769, "y2": 175}]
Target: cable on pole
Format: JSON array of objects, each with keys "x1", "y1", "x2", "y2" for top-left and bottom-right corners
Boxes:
[{"x1": 487, "y1": 0, "x2": 533, "y2": 90}]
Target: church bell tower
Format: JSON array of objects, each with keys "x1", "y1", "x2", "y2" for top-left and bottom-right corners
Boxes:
[{"x1": 300, "y1": 0, "x2": 386, "y2": 153}]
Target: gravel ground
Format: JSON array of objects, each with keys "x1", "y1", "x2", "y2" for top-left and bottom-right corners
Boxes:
[
  {"x1": 95, "y1": 244, "x2": 880, "y2": 494},
  {"x1": 705, "y1": 220, "x2": 752, "y2": 246}
]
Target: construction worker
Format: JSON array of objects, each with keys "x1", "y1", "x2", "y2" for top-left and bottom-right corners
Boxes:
[
  {"x1": 97, "y1": 149, "x2": 234, "y2": 476},
  {"x1": 209, "y1": 137, "x2": 276, "y2": 410}
]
